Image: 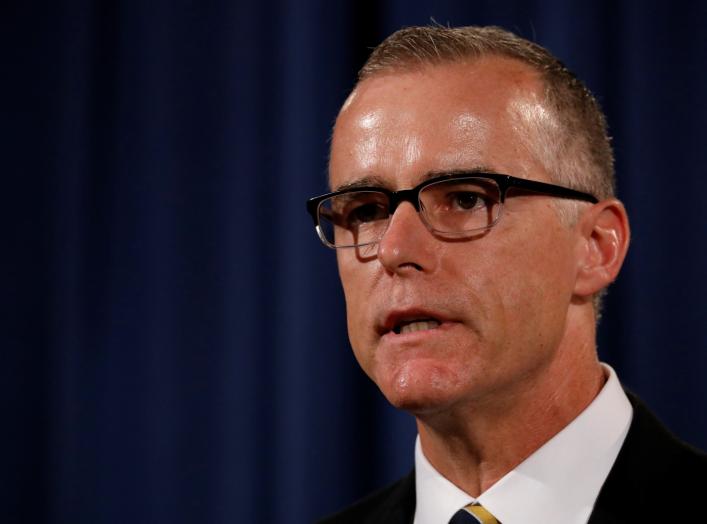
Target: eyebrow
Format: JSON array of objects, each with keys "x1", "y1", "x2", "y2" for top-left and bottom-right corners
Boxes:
[
  {"x1": 333, "y1": 175, "x2": 389, "y2": 192},
  {"x1": 332, "y1": 166, "x2": 501, "y2": 192}
]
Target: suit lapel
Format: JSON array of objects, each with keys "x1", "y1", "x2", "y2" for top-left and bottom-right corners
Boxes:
[
  {"x1": 371, "y1": 470, "x2": 416, "y2": 523},
  {"x1": 588, "y1": 390, "x2": 706, "y2": 523}
]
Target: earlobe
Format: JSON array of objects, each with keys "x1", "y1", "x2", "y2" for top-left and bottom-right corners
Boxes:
[{"x1": 574, "y1": 199, "x2": 631, "y2": 298}]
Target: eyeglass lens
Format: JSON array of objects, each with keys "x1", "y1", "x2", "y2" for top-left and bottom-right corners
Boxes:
[{"x1": 317, "y1": 177, "x2": 502, "y2": 247}]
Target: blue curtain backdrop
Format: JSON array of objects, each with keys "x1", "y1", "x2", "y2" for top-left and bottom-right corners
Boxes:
[{"x1": 4, "y1": 1, "x2": 706, "y2": 522}]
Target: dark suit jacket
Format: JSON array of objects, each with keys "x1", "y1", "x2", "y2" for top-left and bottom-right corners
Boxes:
[{"x1": 317, "y1": 392, "x2": 707, "y2": 523}]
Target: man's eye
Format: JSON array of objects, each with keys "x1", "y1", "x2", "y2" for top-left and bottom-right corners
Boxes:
[
  {"x1": 450, "y1": 192, "x2": 485, "y2": 211},
  {"x1": 348, "y1": 203, "x2": 388, "y2": 225}
]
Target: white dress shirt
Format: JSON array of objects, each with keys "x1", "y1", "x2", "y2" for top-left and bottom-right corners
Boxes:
[{"x1": 414, "y1": 364, "x2": 633, "y2": 524}]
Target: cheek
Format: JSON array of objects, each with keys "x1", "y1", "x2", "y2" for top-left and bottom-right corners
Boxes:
[
  {"x1": 451, "y1": 231, "x2": 570, "y2": 336},
  {"x1": 337, "y1": 254, "x2": 374, "y2": 364},
  {"x1": 445, "y1": 243, "x2": 511, "y2": 333},
  {"x1": 482, "y1": 225, "x2": 576, "y2": 339}
]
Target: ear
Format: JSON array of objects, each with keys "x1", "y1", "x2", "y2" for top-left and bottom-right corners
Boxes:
[{"x1": 573, "y1": 199, "x2": 630, "y2": 298}]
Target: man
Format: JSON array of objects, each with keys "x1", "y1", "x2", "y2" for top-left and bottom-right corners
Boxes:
[{"x1": 306, "y1": 26, "x2": 707, "y2": 523}]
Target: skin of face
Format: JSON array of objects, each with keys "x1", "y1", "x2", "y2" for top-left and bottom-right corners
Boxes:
[{"x1": 330, "y1": 57, "x2": 597, "y2": 419}]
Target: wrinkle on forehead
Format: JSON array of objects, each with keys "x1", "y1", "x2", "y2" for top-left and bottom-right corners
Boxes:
[
  {"x1": 333, "y1": 108, "x2": 493, "y2": 184},
  {"x1": 452, "y1": 113, "x2": 488, "y2": 135},
  {"x1": 358, "y1": 110, "x2": 380, "y2": 130},
  {"x1": 341, "y1": 109, "x2": 384, "y2": 172},
  {"x1": 401, "y1": 134, "x2": 422, "y2": 167},
  {"x1": 351, "y1": 130, "x2": 422, "y2": 174},
  {"x1": 510, "y1": 97, "x2": 559, "y2": 132},
  {"x1": 338, "y1": 107, "x2": 423, "y2": 174},
  {"x1": 507, "y1": 96, "x2": 561, "y2": 178}
]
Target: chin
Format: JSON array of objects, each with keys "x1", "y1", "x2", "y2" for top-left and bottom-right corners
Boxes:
[{"x1": 375, "y1": 360, "x2": 464, "y2": 415}]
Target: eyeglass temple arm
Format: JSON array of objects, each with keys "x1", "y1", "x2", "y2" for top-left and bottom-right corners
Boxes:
[{"x1": 505, "y1": 177, "x2": 598, "y2": 203}]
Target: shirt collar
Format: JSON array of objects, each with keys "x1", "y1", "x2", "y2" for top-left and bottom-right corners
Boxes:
[{"x1": 414, "y1": 364, "x2": 633, "y2": 524}]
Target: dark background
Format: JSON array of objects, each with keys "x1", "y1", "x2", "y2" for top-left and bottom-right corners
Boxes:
[{"x1": 4, "y1": 1, "x2": 706, "y2": 523}]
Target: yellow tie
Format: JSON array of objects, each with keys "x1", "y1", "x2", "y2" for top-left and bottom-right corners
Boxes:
[{"x1": 449, "y1": 502, "x2": 501, "y2": 524}]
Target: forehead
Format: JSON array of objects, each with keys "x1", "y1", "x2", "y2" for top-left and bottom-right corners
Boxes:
[{"x1": 330, "y1": 57, "x2": 550, "y2": 189}]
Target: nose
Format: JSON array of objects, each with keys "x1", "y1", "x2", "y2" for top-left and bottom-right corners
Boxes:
[{"x1": 377, "y1": 201, "x2": 437, "y2": 274}]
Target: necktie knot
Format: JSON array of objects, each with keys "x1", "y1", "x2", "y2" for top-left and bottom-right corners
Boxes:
[{"x1": 449, "y1": 503, "x2": 500, "y2": 524}]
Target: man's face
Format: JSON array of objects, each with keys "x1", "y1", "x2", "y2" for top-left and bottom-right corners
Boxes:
[{"x1": 329, "y1": 57, "x2": 584, "y2": 415}]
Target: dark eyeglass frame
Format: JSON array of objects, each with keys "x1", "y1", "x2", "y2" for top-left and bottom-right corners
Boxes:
[{"x1": 306, "y1": 172, "x2": 598, "y2": 248}]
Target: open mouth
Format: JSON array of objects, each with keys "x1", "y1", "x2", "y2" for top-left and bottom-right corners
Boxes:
[{"x1": 392, "y1": 318, "x2": 441, "y2": 335}]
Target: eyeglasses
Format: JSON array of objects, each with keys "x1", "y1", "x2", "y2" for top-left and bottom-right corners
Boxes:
[{"x1": 306, "y1": 172, "x2": 598, "y2": 249}]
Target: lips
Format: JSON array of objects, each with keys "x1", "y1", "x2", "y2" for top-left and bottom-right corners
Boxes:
[{"x1": 379, "y1": 309, "x2": 449, "y2": 336}]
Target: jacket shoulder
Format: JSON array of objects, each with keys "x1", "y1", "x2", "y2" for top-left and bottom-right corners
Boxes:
[
  {"x1": 589, "y1": 391, "x2": 707, "y2": 523},
  {"x1": 316, "y1": 471, "x2": 415, "y2": 524}
]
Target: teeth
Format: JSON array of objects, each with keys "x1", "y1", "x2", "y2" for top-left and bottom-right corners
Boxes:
[{"x1": 399, "y1": 320, "x2": 441, "y2": 334}]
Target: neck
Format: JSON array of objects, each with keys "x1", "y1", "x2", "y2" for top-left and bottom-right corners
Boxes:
[{"x1": 415, "y1": 322, "x2": 605, "y2": 496}]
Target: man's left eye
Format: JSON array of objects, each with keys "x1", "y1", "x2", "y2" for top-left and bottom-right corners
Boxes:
[{"x1": 452, "y1": 192, "x2": 483, "y2": 210}]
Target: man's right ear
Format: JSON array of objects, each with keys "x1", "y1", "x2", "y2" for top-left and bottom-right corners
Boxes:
[{"x1": 573, "y1": 199, "x2": 631, "y2": 298}]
